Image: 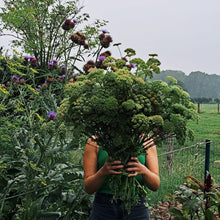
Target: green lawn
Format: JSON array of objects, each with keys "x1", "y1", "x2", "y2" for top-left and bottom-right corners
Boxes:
[{"x1": 187, "y1": 104, "x2": 220, "y2": 144}]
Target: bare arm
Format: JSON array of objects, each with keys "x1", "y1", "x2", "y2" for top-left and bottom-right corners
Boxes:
[
  {"x1": 83, "y1": 139, "x2": 124, "y2": 194},
  {"x1": 125, "y1": 139, "x2": 160, "y2": 191}
]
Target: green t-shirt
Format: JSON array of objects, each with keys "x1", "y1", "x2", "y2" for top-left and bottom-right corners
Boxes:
[{"x1": 97, "y1": 146, "x2": 147, "y2": 194}]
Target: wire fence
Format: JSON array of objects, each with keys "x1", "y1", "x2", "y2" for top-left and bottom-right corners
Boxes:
[
  {"x1": 197, "y1": 103, "x2": 220, "y2": 113},
  {"x1": 148, "y1": 140, "x2": 220, "y2": 205}
]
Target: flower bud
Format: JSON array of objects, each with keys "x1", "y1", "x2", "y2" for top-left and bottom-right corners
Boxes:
[
  {"x1": 47, "y1": 111, "x2": 57, "y2": 122},
  {"x1": 52, "y1": 59, "x2": 58, "y2": 69},
  {"x1": 48, "y1": 62, "x2": 53, "y2": 70},
  {"x1": 61, "y1": 65, "x2": 66, "y2": 74}
]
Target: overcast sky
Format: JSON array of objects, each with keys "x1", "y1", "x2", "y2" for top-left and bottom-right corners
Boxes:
[
  {"x1": 83, "y1": 0, "x2": 220, "y2": 75},
  {"x1": 1, "y1": 0, "x2": 220, "y2": 75}
]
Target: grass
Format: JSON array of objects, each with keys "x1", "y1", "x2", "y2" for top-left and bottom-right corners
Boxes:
[
  {"x1": 149, "y1": 104, "x2": 220, "y2": 205},
  {"x1": 187, "y1": 103, "x2": 220, "y2": 144}
]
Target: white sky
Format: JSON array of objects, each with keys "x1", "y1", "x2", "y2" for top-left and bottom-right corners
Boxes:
[
  {"x1": 1, "y1": 0, "x2": 220, "y2": 75},
  {"x1": 82, "y1": 0, "x2": 220, "y2": 75}
]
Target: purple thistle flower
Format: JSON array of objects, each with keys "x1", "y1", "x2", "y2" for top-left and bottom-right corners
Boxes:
[
  {"x1": 29, "y1": 56, "x2": 35, "y2": 60},
  {"x1": 48, "y1": 62, "x2": 53, "y2": 70},
  {"x1": 23, "y1": 56, "x2": 29, "y2": 60},
  {"x1": 11, "y1": 75, "x2": 19, "y2": 81},
  {"x1": 62, "y1": 74, "x2": 66, "y2": 78},
  {"x1": 36, "y1": 88, "x2": 40, "y2": 91},
  {"x1": 52, "y1": 60, "x2": 58, "y2": 69},
  {"x1": 102, "y1": 29, "x2": 108, "y2": 34},
  {"x1": 19, "y1": 78, "x2": 25, "y2": 84},
  {"x1": 47, "y1": 111, "x2": 57, "y2": 121},
  {"x1": 98, "y1": 56, "x2": 106, "y2": 61},
  {"x1": 73, "y1": 19, "x2": 78, "y2": 23},
  {"x1": 61, "y1": 65, "x2": 66, "y2": 74},
  {"x1": 131, "y1": 63, "x2": 135, "y2": 68}
]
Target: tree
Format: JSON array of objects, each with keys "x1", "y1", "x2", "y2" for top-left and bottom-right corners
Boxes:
[{"x1": 0, "y1": 0, "x2": 107, "y2": 69}]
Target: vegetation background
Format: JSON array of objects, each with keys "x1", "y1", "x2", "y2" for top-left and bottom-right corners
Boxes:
[{"x1": 151, "y1": 70, "x2": 220, "y2": 99}]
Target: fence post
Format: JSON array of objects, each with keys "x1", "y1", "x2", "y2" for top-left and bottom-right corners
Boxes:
[
  {"x1": 167, "y1": 134, "x2": 174, "y2": 174},
  {"x1": 197, "y1": 103, "x2": 200, "y2": 113},
  {"x1": 204, "y1": 139, "x2": 211, "y2": 182}
]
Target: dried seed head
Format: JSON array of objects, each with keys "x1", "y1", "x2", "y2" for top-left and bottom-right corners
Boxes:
[
  {"x1": 77, "y1": 32, "x2": 86, "y2": 41},
  {"x1": 101, "y1": 38, "x2": 110, "y2": 48},
  {"x1": 30, "y1": 57, "x2": 37, "y2": 67},
  {"x1": 87, "y1": 60, "x2": 95, "y2": 66},
  {"x1": 71, "y1": 32, "x2": 86, "y2": 45},
  {"x1": 62, "y1": 19, "x2": 72, "y2": 30},
  {"x1": 70, "y1": 34, "x2": 79, "y2": 43},
  {"x1": 100, "y1": 50, "x2": 111, "y2": 57},
  {"x1": 84, "y1": 43, "x2": 89, "y2": 49},
  {"x1": 99, "y1": 33, "x2": 105, "y2": 41},
  {"x1": 46, "y1": 76, "x2": 54, "y2": 83},
  {"x1": 62, "y1": 19, "x2": 75, "y2": 30},
  {"x1": 105, "y1": 35, "x2": 113, "y2": 43},
  {"x1": 83, "y1": 60, "x2": 96, "y2": 74}
]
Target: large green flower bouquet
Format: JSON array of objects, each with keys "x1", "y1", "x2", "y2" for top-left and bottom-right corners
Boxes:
[{"x1": 58, "y1": 54, "x2": 197, "y2": 212}]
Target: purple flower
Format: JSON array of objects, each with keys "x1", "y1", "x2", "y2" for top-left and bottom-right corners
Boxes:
[
  {"x1": 48, "y1": 62, "x2": 53, "y2": 70},
  {"x1": 47, "y1": 111, "x2": 56, "y2": 121},
  {"x1": 98, "y1": 56, "x2": 106, "y2": 61},
  {"x1": 59, "y1": 74, "x2": 65, "y2": 78},
  {"x1": 131, "y1": 63, "x2": 135, "y2": 68},
  {"x1": 11, "y1": 75, "x2": 19, "y2": 81},
  {"x1": 73, "y1": 19, "x2": 78, "y2": 23},
  {"x1": 29, "y1": 56, "x2": 36, "y2": 60},
  {"x1": 36, "y1": 88, "x2": 40, "y2": 91},
  {"x1": 23, "y1": 56, "x2": 30, "y2": 60},
  {"x1": 19, "y1": 78, "x2": 25, "y2": 84},
  {"x1": 102, "y1": 29, "x2": 108, "y2": 34},
  {"x1": 52, "y1": 60, "x2": 58, "y2": 69},
  {"x1": 61, "y1": 65, "x2": 66, "y2": 74}
]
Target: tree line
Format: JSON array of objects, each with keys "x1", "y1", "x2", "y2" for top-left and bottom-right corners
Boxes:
[{"x1": 151, "y1": 70, "x2": 220, "y2": 100}]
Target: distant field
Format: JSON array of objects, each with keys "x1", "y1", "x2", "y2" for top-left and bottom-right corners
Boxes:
[{"x1": 187, "y1": 103, "x2": 220, "y2": 144}]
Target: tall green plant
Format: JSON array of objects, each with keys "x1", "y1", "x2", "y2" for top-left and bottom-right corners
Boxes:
[{"x1": 0, "y1": 54, "x2": 92, "y2": 219}]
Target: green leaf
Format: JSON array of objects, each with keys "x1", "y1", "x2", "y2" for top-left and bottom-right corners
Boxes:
[
  {"x1": 169, "y1": 207, "x2": 184, "y2": 217},
  {"x1": 182, "y1": 198, "x2": 201, "y2": 213},
  {"x1": 205, "y1": 209, "x2": 216, "y2": 220},
  {"x1": 37, "y1": 211, "x2": 61, "y2": 220}
]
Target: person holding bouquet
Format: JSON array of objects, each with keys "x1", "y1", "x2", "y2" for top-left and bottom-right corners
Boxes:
[{"x1": 83, "y1": 135, "x2": 160, "y2": 220}]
